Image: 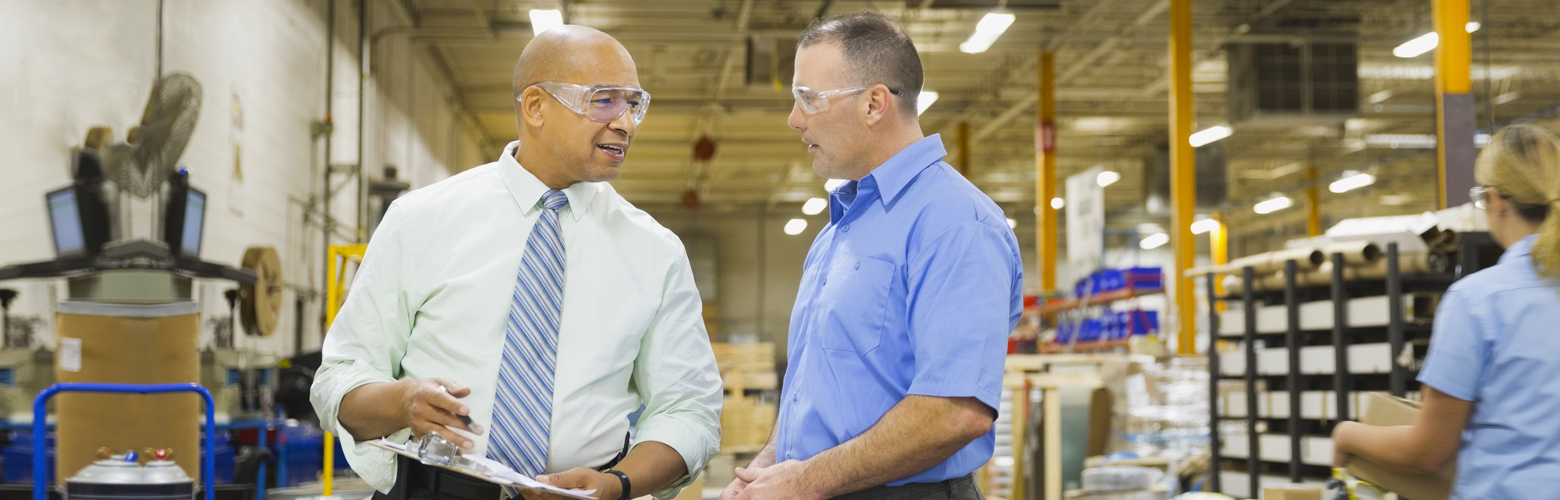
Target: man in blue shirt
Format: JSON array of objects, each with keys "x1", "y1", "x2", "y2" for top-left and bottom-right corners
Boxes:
[{"x1": 721, "y1": 12, "x2": 1023, "y2": 500}]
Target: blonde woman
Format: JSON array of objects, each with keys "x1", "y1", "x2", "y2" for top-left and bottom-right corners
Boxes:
[{"x1": 1331, "y1": 124, "x2": 1560, "y2": 499}]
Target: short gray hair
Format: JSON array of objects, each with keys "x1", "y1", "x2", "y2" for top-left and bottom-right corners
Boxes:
[{"x1": 798, "y1": 11, "x2": 924, "y2": 117}]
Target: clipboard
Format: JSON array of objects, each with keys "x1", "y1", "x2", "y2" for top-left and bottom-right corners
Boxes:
[{"x1": 367, "y1": 439, "x2": 598, "y2": 500}]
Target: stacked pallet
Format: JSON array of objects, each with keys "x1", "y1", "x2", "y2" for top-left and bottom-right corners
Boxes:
[{"x1": 712, "y1": 342, "x2": 779, "y2": 452}]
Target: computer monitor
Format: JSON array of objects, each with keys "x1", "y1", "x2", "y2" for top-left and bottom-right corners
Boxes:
[
  {"x1": 46, "y1": 187, "x2": 86, "y2": 257},
  {"x1": 179, "y1": 188, "x2": 205, "y2": 257}
]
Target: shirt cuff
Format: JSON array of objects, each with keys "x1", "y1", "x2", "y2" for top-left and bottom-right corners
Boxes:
[
  {"x1": 634, "y1": 414, "x2": 718, "y2": 500},
  {"x1": 311, "y1": 362, "x2": 400, "y2": 492}
]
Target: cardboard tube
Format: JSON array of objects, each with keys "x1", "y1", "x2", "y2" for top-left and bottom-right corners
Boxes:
[{"x1": 1320, "y1": 241, "x2": 1382, "y2": 267}]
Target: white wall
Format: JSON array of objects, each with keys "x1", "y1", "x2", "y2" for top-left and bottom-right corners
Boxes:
[{"x1": 0, "y1": 0, "x2": 487, "y2": 356}]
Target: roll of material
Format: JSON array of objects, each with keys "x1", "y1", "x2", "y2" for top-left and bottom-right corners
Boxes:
[
  {"x1": 1225, "y1": 247, "x2": 1326, "y2": 275},
  {"x1": 1318, "y1": 241, "x2": 1383, "y2": 266},
  {"x1": 1230, "y1": 252, "x2": 1443, "y2": 292}
]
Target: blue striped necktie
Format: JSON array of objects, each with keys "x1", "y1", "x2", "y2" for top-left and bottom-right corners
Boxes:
[{"x1": 487, "y1": 189, "x2": 569, "y2": 478}]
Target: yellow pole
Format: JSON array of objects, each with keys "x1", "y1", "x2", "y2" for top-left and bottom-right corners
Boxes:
[
  {"x1": 1306, "y1": 165, "x2": 1322, "y2": 237},
  {"x1": 323, "y1": 433, "x2": 335, "y2": 495},
  {"x1": 1036, "y1": 51, "x2": 1058, "y2": 293},
  {"x1": 957, "y1": 121, "x2": 972, "y2": 178},
  {"x1": 322, "y1": 244, "x2": 367, "y2": 497},
  {"x1": 1211, "y1": 212, "x2": 1228, "y2": 313},
  {"x1": 1168, "y1": 0, "x2": 1197, "y2": 355},
  {"x1": 1435, "y1": 0, "x2": 1474, "y2": 209}
]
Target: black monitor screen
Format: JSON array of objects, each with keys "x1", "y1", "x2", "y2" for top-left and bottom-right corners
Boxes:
[
  {"x1": 47, "y1": 188, "x2": 85, "y2": 257},
  {"x1": 181, "y1": 189, "x2": 205, "y2": 257}
]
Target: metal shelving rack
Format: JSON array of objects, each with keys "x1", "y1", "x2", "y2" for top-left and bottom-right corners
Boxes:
[{"x1": 1202, "y1": 233, "x2": 1499, "y2": 496}]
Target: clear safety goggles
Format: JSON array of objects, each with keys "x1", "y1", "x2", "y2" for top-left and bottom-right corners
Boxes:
[
  {"x1": 525, "y1": 82, "x2": 651, "y2": 125},
  {"x1": 791, "y1": 85, "x2": 901, "y2": 115},
  {"x1": 1470, "y1": 186, "x2": 1497, "y2": 209}
]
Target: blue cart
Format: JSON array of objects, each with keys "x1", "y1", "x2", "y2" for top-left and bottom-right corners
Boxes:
[{"x1": 32, "y1": 383, "x2": 216, "y2": 500}]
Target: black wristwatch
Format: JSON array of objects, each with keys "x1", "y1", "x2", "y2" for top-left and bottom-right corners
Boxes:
[{"x1": 603, "y1": 469, "x2": 631, "y2": 500}]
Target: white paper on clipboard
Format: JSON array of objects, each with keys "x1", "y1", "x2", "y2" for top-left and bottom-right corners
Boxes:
[{"x1": 369, "y1": 439, "x2": 597, "y2": 499}]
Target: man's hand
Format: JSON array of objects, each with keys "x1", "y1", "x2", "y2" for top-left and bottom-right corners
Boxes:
[
  {"x1": 530, "y1": 467, "x2": 619, "y2": 500},
  {"x1": 398, "y1": 378, "x2": 481, "y2": 449},
  {"x1": 1331, "y1": 421, "x2": 1356, "y2": 468},
  {"x1": 718, "y1": 465, "x2": 762, "y2": 500},
  {"x1": 734, "y1": 460, "x2": 826, "y2": 500}
]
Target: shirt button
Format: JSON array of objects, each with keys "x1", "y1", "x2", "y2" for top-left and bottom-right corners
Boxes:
[
  {"x1": 854, "y1": 262, "x2": 860, "y2": 270},
  {"x1": 841, "y1": 224, "x2": 850, "y2": 232}
]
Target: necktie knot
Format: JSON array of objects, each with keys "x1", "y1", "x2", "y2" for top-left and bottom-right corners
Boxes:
[{"x1": 541, "y1": 190, "x2": 569, "y2": 211}]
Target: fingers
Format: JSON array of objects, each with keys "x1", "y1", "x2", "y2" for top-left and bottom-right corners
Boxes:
[
  {"x1": 734, "y1": 466, "x2": 761, "y2": 483},
  {"x1": 423, "y1": 381, "x2": 472, "y2": 417},
  {"x1": 432, "y1": 377, "x2": 472, "y2": 398},
  {"x1": 719, "y1": 478, "x2": 748, "y2": 500}
]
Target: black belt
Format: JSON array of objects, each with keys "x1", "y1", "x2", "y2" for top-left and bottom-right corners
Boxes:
[{"x1": 829, "y1": 473, "x2": 978, "y2": 500}]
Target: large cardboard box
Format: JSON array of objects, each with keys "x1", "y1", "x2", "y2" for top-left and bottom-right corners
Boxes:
[
  {"x1": 1346, "y1": 393, "x2": 1455, "y2": 500},
  {"x1": 1262, "y1": 486, "x2": 1322, "y2": 500}
]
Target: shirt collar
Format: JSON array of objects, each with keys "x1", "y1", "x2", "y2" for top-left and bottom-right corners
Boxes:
[
  {"x1": 861, "y1": 134, "x2": 947, "y2": 209},
  {"x1": 1499, "y1": 234, "x2": 1539, "y2": 265},
  {"x1": 497, "y1": 141, "x2": 599, "y2": 221}
]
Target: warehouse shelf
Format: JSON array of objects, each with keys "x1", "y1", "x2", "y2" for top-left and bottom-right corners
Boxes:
[
  {"x1": 1200, "y1": 235, "x2": 1498, "y2": 496},
  {"x1": 1038, "y1": 286, "x2": 1162, "y2": 315}
]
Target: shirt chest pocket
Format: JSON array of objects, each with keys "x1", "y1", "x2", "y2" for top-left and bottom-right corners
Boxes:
[{"x1": 817, "y1": 254, "x2": 897, "y2": 354}]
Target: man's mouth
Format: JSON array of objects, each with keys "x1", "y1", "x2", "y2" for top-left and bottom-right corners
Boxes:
[{"x1": 597, "y1": 143, "x2": 627, "y2": 159}]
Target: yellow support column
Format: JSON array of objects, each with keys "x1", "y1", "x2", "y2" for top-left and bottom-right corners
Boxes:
[
  {"x1": 1168, "y1": 0, "x2": 1197, "y2": 355},
  {"x1": 1036, "y1": 51, "x2": 1058, "y2": 292},
  {"x1": 323, "y1": 244, "x2": 369, "y2": 497},
  {"x1": 1307, "y1": 165, "x2": 1322, "y2": 237},
  {"x1": 1435, "y1": 0, "x2": 1475, "y2": 208},
  {"x1": 1211, "y1": 212, "x2": 1228, "y2": 313}
]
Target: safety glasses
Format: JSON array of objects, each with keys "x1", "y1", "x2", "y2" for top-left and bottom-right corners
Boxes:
[
  {"x1": 525, "y1": 82, "x2": 651, "y2": 125},
  {"x1": 1470, "y1": 186, "x2": 1494, "y2": 209},
  {"x1": 792, "y1": 85, "x2": 902, "y2": 115}
]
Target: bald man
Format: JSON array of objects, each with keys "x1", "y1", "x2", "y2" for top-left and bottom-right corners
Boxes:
[{"x1": 312, "y1": 26, "x2": 722, "y2": 500}]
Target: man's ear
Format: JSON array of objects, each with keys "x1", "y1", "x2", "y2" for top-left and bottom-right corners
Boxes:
[
  {"x1": 520, "y1": 88, "x2": 546, "y2": 129},
  {"x1": 859, "y1": 84, "x2": 895, "y2": 126}
]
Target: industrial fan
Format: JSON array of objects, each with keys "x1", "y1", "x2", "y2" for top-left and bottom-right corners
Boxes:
[{"x1": 102, "y1": 72, "x2": 202, "y2": 198}]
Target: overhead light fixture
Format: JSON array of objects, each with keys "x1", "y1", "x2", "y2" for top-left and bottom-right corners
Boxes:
[
  {"x1": 1050, "y1": 197, "x2": 1065, "y2": 209},
  {"x1": 959, "y1": 12, "x2": 1016, "y2": 54},
  {"x1": 1475, "y1": 133, "x2": 1492, "y2": 147},
  {"x1": 802, "y1": 197, "x2": 827, "y2": 215},
  {"x1": 917, "y1": 91, "x2": 939, "y2": 115},
  {"x1": 1365, "y1": 134, "x2": 1438, "y2": 149},
  {"x1": 1329, "y1": 171, "x2": 1376, "y2": 193},
  {"x1": 1494, "y1": 91, "x2": 1520, "y2": 104},
  {"x1": 1140, "y1": 233, "x2": 1170, "y2": 250},
  {"x1": 1367, "y1": 90, "x2": 1395, "y2": 104},
  {"x1": 784, "y1": 218, "x2": 808, "y2": 235},
  {"x1": 1189, "y1": 125, "x2": 1233, "y2": 147},
  {"x1": 1190, "y1": 218, "x2": 1220, "y2": 235},
  {"x1": 1393, "y1": 32, "x2": 1439, "y2": 58},
  {"x1": 529, "y1": 9, "x2": 564, "y2": 36},
  {"x1": 1007, "y1": 218, "x2": 1018, "y2": 229},
  {"x1": 824, "y1": 179, "x2": 848, "y2": 192},
  {"x1": 1254, "y1": 195, "x2": 1293, "y2": 215},
  {"x1": 1096, "y1": 170, "x2": 1121, "y2": 187},
  {"x1": 1466, "y1": 22, "x2": 1481, "y2": 33}
]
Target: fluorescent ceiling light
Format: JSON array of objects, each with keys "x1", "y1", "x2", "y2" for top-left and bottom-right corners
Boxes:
[
  {"x1": 1329, "y1": 171, "x2": 1376, "y2": 193},
  {"x1": 801, "y1": 197, "x2": 827, "y2": 215},
  {"x1": 529, "y1": 9, "x2": 564, "y2": 36},
  {"x1": 1394, "y1": 32, "x2": 1439, "y2": 58},
  {"x1": 1466, "y1": 22, "x2": 1481, "y2": 33},
  {"x1": 784, "y1": 218, "x2": 808, "y2": 235},
  {"x1": 1367, "y1": 90, "x2": 1395, "y2": 104},
  {"x1": 1190, "y1": 219, "x2": 1220, "y2": 235},
  {"x1": 1365, "y1": 134, "x2": 1437, "y2": 149},
  {"x1": 1254, "y1": 195, "x2": 1293, "y2": 215},
  {"x1": 1475, "y1": 133, "x2": 1492, "y2": 147},
  {"x1": 959, "y1": 12, "x2": 1016, "y2": 54},
  {"x1": 917, "y1": 91, "x2": 939, "y2": 115},
  {"x1": 824, "y1": 179, "x2": 848, "y2": 192},
  {"x1": 1050, "y1": 197, "x2": 1065, "y2": 209},
  {"x1": 1140, "y1": 233, "x2": 1169, "y2": 250},
  {"x1": 1494, "y1": 91, "x2": 1520, "y2": 104},
  {"x1": 1007, "y1": 218, "x2": 1018, "y2": 229},
  {"x1": 1096, "y1": 170, "x2": 1121, "y2": 187},
  {"x1": 1189, "y1": 125, "x2": 1232, "y2": 147}
]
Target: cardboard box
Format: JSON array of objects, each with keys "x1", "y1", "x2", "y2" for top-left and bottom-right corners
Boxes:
[
  {"x1": 1262, "y1": 486, "x2": 1323, "y2": 500},
  {"x1": 1345, "y1": 393, "x2": 1455, "y2": 500}
]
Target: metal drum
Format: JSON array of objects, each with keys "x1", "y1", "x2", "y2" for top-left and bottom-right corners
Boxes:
[{"x1": 65, "y1": 449, "x2": 195, "y2": 500}]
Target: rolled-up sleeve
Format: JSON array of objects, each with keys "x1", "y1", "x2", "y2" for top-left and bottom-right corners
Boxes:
[
  {"x1": 630, "y1": 248, "x2": 724, "y2": 499},
  {"x1": 310, "y1": 202, "x2": 416, "y2": 492},
  {"x1": 904, "y1": 220, "x2": 1021, "y2": 412},
  {"x1": 1418, "y1": 287, "x2": 1489, "y2": 402}
]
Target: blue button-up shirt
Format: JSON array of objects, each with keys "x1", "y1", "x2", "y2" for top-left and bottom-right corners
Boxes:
[
  {"x1": 1418, "y1": 234, "x2": 1560, "y2": 499},
  {"x1": 776, "y1": 135, "x2": 1023, "y2": 486}
]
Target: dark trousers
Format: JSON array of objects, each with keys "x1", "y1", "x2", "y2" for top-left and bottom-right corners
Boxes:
[
  {"x1": 829, "y1": 474, "x2": 983, "y2": 500},
  {"x1": 373, "y1": 455, "x2": 504, "y2": 500}
]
